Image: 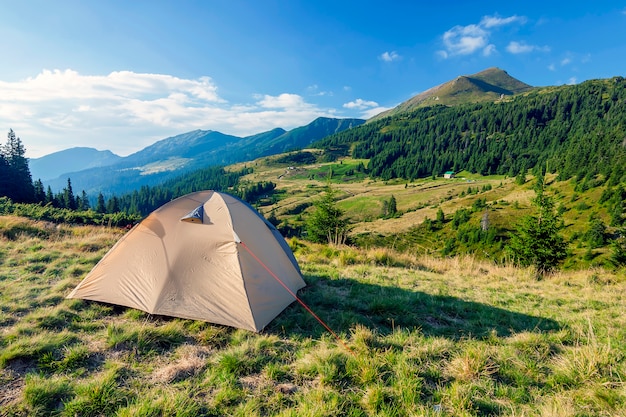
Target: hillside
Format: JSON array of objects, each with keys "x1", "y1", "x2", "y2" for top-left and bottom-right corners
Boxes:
[
  {"x1": 370, "y1": 67, "x2": 533, "y2": 121},
  {"x1": 316, "y1": 77, "x2": 626, "y2": 183},
  {"x1": 226, "y1": 151, "x2": 624, "y2": 271},
  {"x1": 1, "y1": 216, "x2": 625, "y2": 415}
]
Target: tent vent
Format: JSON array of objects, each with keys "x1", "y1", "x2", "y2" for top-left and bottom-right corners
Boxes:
[{"x1": 181, "y1": 205, "x2": 205, "y2": 224}]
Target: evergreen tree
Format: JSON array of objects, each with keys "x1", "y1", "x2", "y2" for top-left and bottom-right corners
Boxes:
[
  {"x1": 96, "y1": 193, "x2": 106, "y2": 213},
  {"x1": 506, "y1": 187, "x2": 568, "y2": 275},
  {"x1": 388, "y1": 195, "x2": 397, "y2": 217},
  {"x1": 63, "y1": 178, "x2": 77, "y2": 210},
  {"x1": 33, "y1": 179, "x2": 46, "y2": 203},
  {"x1": 80, "y1": 190, "x2": 90, "y2": 210},
  {"x1": 0, "y1": 154, "x2": 11, "y2": 198},
  {"x1": 436, "y1": 208, "x2": 445, "y2": 225},
  {"x1": 106, "y1": 196, "x2": 120, "y2": 213},
  {"x1": 45, "y1": 186, "x2": 55, "y2": 206},
  {"x1": 306, "y1": 185, "x2": 350, "y2": 244},
  {"x1": 610, "y1": 231, "x2": 626, "y2": 267},
  {"x1": 1, "y1": 129, "x2": 34, "y2": 202}
]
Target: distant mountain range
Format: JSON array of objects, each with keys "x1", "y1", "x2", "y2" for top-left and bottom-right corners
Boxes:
[
  {"x1": 29, "y1": 148, "x2": 123, "y2": 182},
  {"x1": 29, "y1": 67, "x2": 539, "y2": 196},
  {"x1": 32, "y1": 117, "x2": 365, "y2": 195}
]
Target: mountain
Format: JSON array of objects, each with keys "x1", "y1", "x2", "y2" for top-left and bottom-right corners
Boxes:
[
  {"x1": 256, "y1": 117, "x2": 365, "y2": 156},
  {"x1": 314, "y1": 76, "x2": 626, "y2": 183},
  {"x1": 28, "y1": 147, "x2": 122, "y2": 182},
  {"x1": 40, "y1": 117, "x2": 364, "y2": 195},
  {"x1": 370, "y1": 67, "x2": 533, "y2": 121}
]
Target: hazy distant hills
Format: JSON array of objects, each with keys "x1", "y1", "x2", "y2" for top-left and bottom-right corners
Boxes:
[
  {"x1": 35, "y1": 117, "x2": 365, "y2": 195},
  {"x1": 29, "y1": 147, "x2": 123, "y2": 182},
  {"x1": 370, "y1": 67, "x2": 533, "y2": 121}
]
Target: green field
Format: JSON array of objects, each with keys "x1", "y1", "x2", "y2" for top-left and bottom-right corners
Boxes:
[{"x1": 1, "y1": 216, "x2": 625, "y2": 416}]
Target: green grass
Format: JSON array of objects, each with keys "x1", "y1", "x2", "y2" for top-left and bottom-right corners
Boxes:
[{"x1": 1, "y1": 217, "x2": 625, "y2": 416}]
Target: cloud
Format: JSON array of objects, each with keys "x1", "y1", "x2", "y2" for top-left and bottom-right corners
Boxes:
[
  {"x1": 441, "y1": 24, "x2": 488, "y2": 56},
  {"x1": 561, "y1": 57, "x2": 572, "y2": 66},
  {"x1": 438, "y1": 14, "x2": 526, "y2": 58},
  {"x1": 342, "y1": 99, "x2": 389, "y2": 119},
  {"x1": 506, "y1": 41, "x2": 550, "y2": 54},
  {"x1": 483, "y1": 44, "x2": 497, "y2": 56},
  {"x1": 380, "y1": 51, "x2": 401, "y2": 62},
  {"x1": 0, "y1": 69, "x2": 337, "y2": 157},
  {"x1": 567, "y1": 77, "x2": 578, "y2": 85},
  {"x1": 343, "y1": 98, "x2": 379, "y2": 110},
  {"x1": 307, "y1": 84, "x2": 332, "y2": 96},
  {"x1": 480, "y1": 15, "x2": 526, "y2": 28}
]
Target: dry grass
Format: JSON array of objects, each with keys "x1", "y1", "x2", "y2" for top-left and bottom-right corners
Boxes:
[{"x1": 1, "y1": 216, "x2": 626, "y2": 416}]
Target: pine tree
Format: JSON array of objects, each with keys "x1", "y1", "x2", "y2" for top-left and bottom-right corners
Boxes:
[
  {"x1": 106, "y1": 196, "x2": 120, "y2": 213},
  {"x1": 96, "y1": 193, "x2": 107, "y2": 213},
  {"x1": 388, "y1": 195, "x2": 397, "y2": 217},
  {"x1": 80, "y1": 190, "x2": 90, "y2": 210},
  {"x1": 1, "y1": 129, "x2": 35, "y2": 202},
  {"x1": 63, "y1": 178, "x2": 77, "y2": 210},
  {"x1": 306, "y1": 185, "x2": 350, "y2": 244},
  {"x1": 45, "y1": 186, "x2": 55, "y2": 206},
  {"x1": 506, "y1": 186, "x2": 568, "y2": 275},
  {"x1": 33, "y1": 179, "x2": 46, "y2": 203}
]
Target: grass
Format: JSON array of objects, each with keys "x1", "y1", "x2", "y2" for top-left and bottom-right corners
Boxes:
[{"x1": 1, "y1": 216, "x2": 626, "y2": 416}]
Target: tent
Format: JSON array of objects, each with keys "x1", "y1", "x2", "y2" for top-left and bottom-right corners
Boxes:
[{"x1": 67, "y1": 190, "x2": 306, "y2": 332}]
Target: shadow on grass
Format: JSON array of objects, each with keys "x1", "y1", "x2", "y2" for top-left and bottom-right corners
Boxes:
[{"x1": 267, "y1": 274, "x2": 561, "y2": 340}]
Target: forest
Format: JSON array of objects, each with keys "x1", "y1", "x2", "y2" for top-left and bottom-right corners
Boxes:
[{"x1": 315, "y1": 77, "x2": 626, "y2": 184}]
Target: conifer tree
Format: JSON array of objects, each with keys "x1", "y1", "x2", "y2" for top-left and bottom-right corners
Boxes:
[
  {"x1": 63, "y1": 178, "x2": 77, "y2": 210},
  {"x1": 506, "y1": 183, "x2": 568, "y2": 275},
  {"x1": 1, "y1": 129, "x2": 34, "y2": 202},
  {"x1": 96, "y1": 193, "x2": 106, "y2": 213},
  {"x1": 80, "y1": 190, "x2": 90, "y2": 210},
  {"x1": 306, "y1": 185, "x2": 349, "y2": 244},
  {"x1": 33, "y1": 179, "x2": 46, "y2": 203}
]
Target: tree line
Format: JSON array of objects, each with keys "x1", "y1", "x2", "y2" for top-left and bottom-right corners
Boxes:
[{"x1": 0, "y1": 129, "x2": 275, "y2": 223}]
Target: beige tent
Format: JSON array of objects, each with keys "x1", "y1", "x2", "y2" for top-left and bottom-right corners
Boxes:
[{"x1": 68, "y1": 190, "x2": 306, "y2": 332}]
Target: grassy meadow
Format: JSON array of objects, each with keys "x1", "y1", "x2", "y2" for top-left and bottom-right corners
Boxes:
[{"x1": 1, "y1": 215, "x2": 625, "y2": 416}]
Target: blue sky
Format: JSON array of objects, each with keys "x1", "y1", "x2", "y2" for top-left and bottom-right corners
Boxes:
[{"x1": 1, "y1": 1, "x2": 625, "y2": 158}]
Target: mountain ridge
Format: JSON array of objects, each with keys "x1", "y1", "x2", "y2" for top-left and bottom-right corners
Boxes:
[
  {"x1": 29, "y1": 147, "x2": 123, "y2": 182},
  {"x1": 370, "y1": 67, "x2": 533, "y2": 121},
  {"x1": 36, "y1": 117, "x2": 365, "y2": 194}
]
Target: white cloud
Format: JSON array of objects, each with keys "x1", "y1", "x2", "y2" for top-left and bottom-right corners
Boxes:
[
  {"x1": 0, "y1": 69, "x2": 337, "y2": 157},
  {"x1": 361, "y1": 106, "x2": 393, "y2": 119},
  {"x1": 256, "y1": 93, "x2": 312, "y2": 109},
  {"x1": 438, "y1": 14, "x2": 526, "y2": 58},
  {"x1": 561, "y1": 57, "x2": 572, "y2": 66},
  {"x1": 380, "y1": 51, "x2": 401, "y2": 62},
  {"x1": 506, "y1": 41, "x2": 550, "y2": 54},
  {"x1": 307, "y1": 84, "x2": 332, "y2": 96},
  {"x1": 343, "y1": 98, "x2": 379, "y2": 110},
  {"x1": 567, "y1": 77, "x2": 578, "y2": 85},
  {"x1": 483, "y1": 44, "x2": 497, "y2": 56},
  {"x1": 442, "y1": 24, "x2": 488, "y2": 55},
  {"x1": 480, "y1": 15, "x2": 526, "y2": 28},
  {"x1": 548, "y1": 63, "x2": 556, "y2": 71}
]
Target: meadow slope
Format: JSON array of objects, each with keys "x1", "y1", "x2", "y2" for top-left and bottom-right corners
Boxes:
[{"x1": 1, "y1": 216, "x2": 625, "y2": 416}]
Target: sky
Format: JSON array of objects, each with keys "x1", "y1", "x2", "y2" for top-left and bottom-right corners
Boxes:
[{"x1": 1, "y1": 1, "x2": 625, "y2": 158}]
